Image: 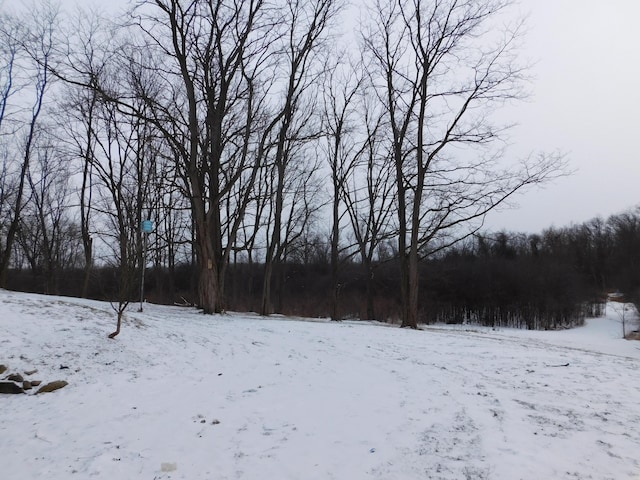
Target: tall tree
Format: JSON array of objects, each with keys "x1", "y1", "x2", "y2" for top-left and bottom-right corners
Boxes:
[
  {"x1": 88, "y1": 93, "x2": 155, "y2": 337},
  {"x1": 60, "y1": 7, "x2": 106, "y2": 298},
  {"x1": 21, "y1": 139, "x2": 77, "y2": 294},
  {"x1": 0, "y1": 2, "x2": 58, "y2": 286},
  {"x1": 342, "y1": 94, "x2": 396, "y2": 321},
  {"x1": 361, "y1": 0, "x2": 565, "y2": 328},
  {"x1": 260, "y1": 0, "x2": 341, "y2": 315},
  {"x1": 321, "y1": 56, "x2": 363, "y2": 320},
  {"x1": 126, "y1": 0, "x2": 272, "y2": 313}
]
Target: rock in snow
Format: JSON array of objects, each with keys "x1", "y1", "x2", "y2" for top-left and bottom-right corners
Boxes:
[
  {"x1": 35, "y1": 380, "x2": 69, "y2": 394},
  {"x1": 0, "y1": 381, "x2": 24, "y2": 394}
]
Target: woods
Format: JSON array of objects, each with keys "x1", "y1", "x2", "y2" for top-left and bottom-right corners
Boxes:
[{"x1": 2, "y1": 0, "x2": 628, "y2": 335}]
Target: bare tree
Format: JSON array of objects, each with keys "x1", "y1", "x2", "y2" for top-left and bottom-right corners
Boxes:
[
  {"x1": 116, "y1": 0, "x2": 274, "y2": 314},
  {"x1": 0, "y1": 2, "x2": 58, "y2": 286},
  {"x1": 342, "y1": 95, "x2": 397, "y2": 320},
  {"x1": 21, "y1": 138, "x2": 77, "y2": 293},
  {"x1": 76, "y1": 88, "x2": 98, "y2": 298},
  {"x1": 274, "y1": 152, "x2": 324, "y2": 313},
  {"x1": 87, "y1": 92, "x2": 156, "y2": 338},
  {"x1": 0, "y1": 7, "x2": 19, "y2": 133},
  {"x1": 55, "y1": 0, "x2": 337, "y2": 314},
  {"x1": 321, "y1": 55, "x2": 364, "y2": 320},
  {"x1": 361, "y1": 0, "x2": 565, "y2": 328},
  {"x1": 57, "y1": 7, "x2": 116, "y2": 298},
  {"x1": 260, "y1": 0, "x2": 341, "y2": 315},
  {"x1": 148, "y1": 151, "x2": 192, "y2": 301}
]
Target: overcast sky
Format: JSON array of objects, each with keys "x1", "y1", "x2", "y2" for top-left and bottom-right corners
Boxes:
[
  {"x1": 59, "y1": 0, "x2": 640, "y2": 233},
  {"x1": 486, "y1": 0, "x2": 640, "y2": 232}
]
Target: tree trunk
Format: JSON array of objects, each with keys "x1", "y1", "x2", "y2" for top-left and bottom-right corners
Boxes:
[
  {"x1": 197, "y1": 244, "x2": 221, "y2": 314},
  {"x1": 404, "y1": 244, "x2": 420, "y2": 329},
  {"x1": 81, "y1": 238, "x2": 92, "y2": 297},
  {"x1": 395, "y1": 140, "x2": 412, "y2": 327},
  {"x1": 261, "y1": 162, "x2": 285, "y2": 316},
  {"x1": 108, "y1": 308, "x2": 125, "y2": 339},
  {"x1": 330, "y1": 191, "x2": 340, "y2": 320},
  {"x1": 0, "y1": 125, "x2": 38, "y2": 287},
  {"x1": 364, "y1": 260, "x2": 375, "y2": 320},
  {"x1": 402, "y1": 69, "x2": 428, "y2": 330}
]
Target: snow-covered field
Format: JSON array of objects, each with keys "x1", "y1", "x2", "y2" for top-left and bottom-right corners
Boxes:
[{"x1": 1, "y1": 289, "x2": 640, "y2": 480}]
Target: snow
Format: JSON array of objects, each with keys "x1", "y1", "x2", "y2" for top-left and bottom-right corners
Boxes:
[{"x1": 1, "y1": 289, "x2": 640, "y2": 479}]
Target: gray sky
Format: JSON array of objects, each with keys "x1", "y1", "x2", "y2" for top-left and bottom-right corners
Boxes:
[
  {"x1": 59, "y1": 0, "x2": 640, "y2": 233},
  {"x1": 486, "y1": 0, "x2": 640, "y2": 232}
]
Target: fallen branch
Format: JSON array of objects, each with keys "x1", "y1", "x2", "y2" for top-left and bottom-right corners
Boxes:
[{"x1": 174, "y1": 297, "x2": 194, "y2": 307}]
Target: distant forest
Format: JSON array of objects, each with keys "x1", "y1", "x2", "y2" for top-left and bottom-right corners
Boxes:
[{"x1": 7, "y1": 209, "x2": 640, "y2": 330}]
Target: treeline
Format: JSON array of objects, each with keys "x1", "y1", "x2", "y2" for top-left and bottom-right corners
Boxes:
[
  {"x1": 0, "y1": 0, "x2": 566, "y2": 334},
  {"x1": 7, "y1": 209, "x2": 640, "y2": 330},
  {"x1": 426, "y1": 210, "x2": 640, "y2": 328}
]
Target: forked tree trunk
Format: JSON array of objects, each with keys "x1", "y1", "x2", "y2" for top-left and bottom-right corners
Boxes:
[{"x1": 108, "y1": 308, "x2": 125, "y2": 339}]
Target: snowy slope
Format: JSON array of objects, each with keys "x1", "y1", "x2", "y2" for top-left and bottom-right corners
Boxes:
[{"x1": 1, "y1": 289, "x2": 640, "y2": 479}]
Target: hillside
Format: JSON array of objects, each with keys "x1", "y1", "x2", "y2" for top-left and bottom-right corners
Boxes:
[{"x1": 1, "y1": 289, "x2": 639, "y2": 479}]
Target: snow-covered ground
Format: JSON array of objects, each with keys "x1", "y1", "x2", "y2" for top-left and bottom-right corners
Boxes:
[{"x1": 1, "y1": 289, "x2": 640, "y2": 480}]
